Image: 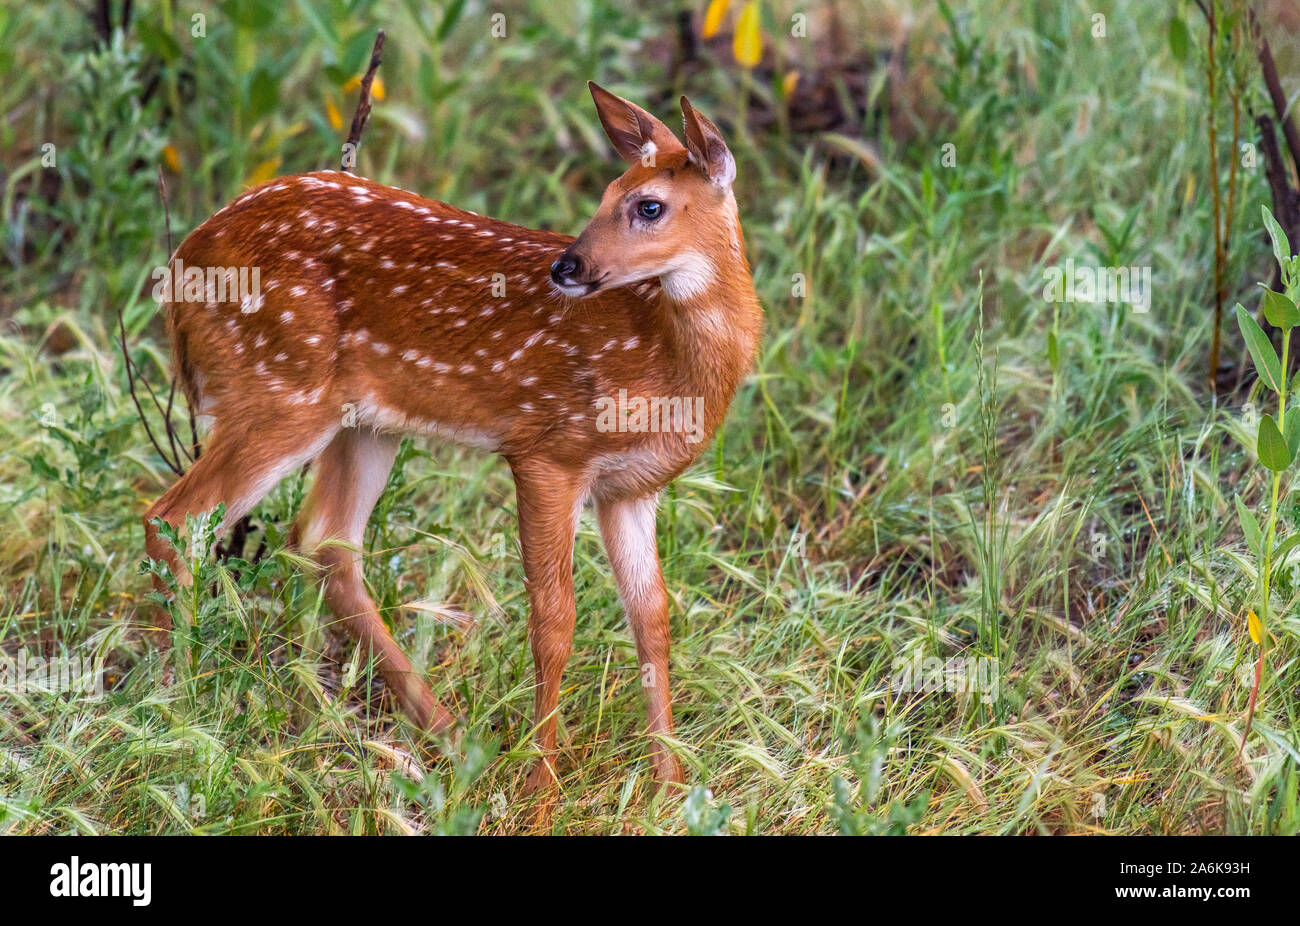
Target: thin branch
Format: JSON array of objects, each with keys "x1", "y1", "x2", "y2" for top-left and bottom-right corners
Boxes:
[
  {"x1": 342, "y1": 30, "x2": 386, "y2": 173},
  {"x1": 134, "y1": 359, "x2": 183, "y2": 450},
  {"x1": 1257, "y1": 114, "x2": 1300, "y2": 268},
  {"x1": 115, "y1": 164, "x2": 199, "y2": 478},
  {"x1": 117, "y1": 302, "x2": 184, "y2": 477},
  {"x1": 156, "y1": 167, "x2": 185, "y2": 468},
  {"x1": 186, "y1": 382, "x2": 200, "y2": 461},
  {"x1": 158, "y1": 168, "x2": 199, "y2": 460},
  {"x1": 1250, "y1": 7, "x2": 1300, "y2": 180}
]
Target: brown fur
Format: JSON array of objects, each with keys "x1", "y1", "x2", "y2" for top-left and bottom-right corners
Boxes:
[{"x1": 142, "y1": 85, "x2": 762, "y2": 819}]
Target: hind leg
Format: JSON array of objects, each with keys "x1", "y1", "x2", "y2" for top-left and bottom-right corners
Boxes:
[
  {"x1": 143, "y1": 412, "x2": 341, "y2": 635},
  {"x1": 294, "y1": 426, "x2": 455, "y2": 733}
]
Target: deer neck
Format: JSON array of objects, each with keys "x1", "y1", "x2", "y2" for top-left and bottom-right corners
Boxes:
[{"x1": 656, "y1": 221, "x2": 762, "y2": 431}]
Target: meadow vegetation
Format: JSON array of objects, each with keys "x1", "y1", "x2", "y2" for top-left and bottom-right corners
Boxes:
[{"x1": 1, "y1": 1, "x2": 1297, "y2": 834}]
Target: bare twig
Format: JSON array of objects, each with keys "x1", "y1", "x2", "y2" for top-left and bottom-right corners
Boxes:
[
  {"x1": 117, "y1": 303, "x2": 184, "y2": 477},
  {"x1": 1258, "y1": 114, "x2": 1300, "y2": 273},
  {"x1": 1259, "y1": 114, "x2": 1300, "y2": 226},
  {"x1": 85, "y1": 0, "x2": 133, "y2": 44},
  {"x1": 1250, "y1": 8, "x2": 1300, "y2": 179},
  {"x1": 342, "y1": 30, "x2": 386, "y2": 173},
  {"x1": 1247, "y1": 6, "x2": 1300, "y2": 301},
  {"x1": 156, "y1": 167, "x2": 200, "y2": 461},
  {"x1": 156, "y1": 167, "x2": 186, "y2": 470},
  {"x1": 116, "y1": 165, "x2": 199, "y2": 478}
]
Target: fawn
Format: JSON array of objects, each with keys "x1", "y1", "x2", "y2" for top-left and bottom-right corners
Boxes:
[{"x1": 143, "y1": 83, "x2": 762, "y2": 807}]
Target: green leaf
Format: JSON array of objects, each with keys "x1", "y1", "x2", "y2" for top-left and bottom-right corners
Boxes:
[
  {"x1": 1261, "y1": 287, "x2": 1300, "y2": 331},
  {"x1": 1287, "y1": 406, "x2": 1300, "y2": 461},
  {"x1": 1235, "y1": 495, "x2": 1263, "y2": 557},
  {"x1": 293, "y1": 0, "x2": 339, "y2": 45},
  {"x1": 136, "y1": 19, "x2": 182, "y2": 63},
  {"x1": 224, "y1": 0, "x2": 277, "y2": 30},
  {"x1": 1047, "y1": 330, "x2": 1059, "y2": 373},
  {"x1": 437, "y1": 0, "x2": 468, "y2": 42},
  {"x1": 1168, "y1": 16, "x2": 1189, "y2": 64},
  {"x1": 1222, "y1": 7, "x2": 1242, "y2": 37},
  {"x1": 1262, "y1": 205, "x2": 1293, "y2": 279},
  {"x1": 245, "y1": 67, "x2": 278, "y2": 122},
  {"x1": 1272, "y1": 532, "x2": 1300, "y2": 578},
  {"x1": 1237, "y1": 304, "x2": 1284, "y2": 393},
  {"x1": 1259, "y1": 414, "x2": 1293, "y2": 472},
  {"x1": 26, "y1": 452, "x2": 60, "y2": 483},
  {"x1": 341, "y1": 29, "x2": 378, "y2": 76}
]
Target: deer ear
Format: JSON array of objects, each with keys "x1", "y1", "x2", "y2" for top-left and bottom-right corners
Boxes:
[
  {"x1": 680, "y1": 97, "x2": 736, "y2": 188},
  {"x1": 588, "y1": 82, "x2": 684, "y2": 165}
]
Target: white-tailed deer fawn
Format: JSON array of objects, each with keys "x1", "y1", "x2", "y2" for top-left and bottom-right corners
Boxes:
[{"x1": 143, "y1": 83, "x2": 762, "y2": 810}]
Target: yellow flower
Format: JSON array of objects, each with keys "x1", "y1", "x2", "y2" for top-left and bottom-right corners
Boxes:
[
  {"x1": 325, "y1": 95, "x2": 343, "y2": 131},
  {"x1": 1247, "y1": 610, "x2": 1262, "y2": 645},
  {"x1": 734, "y1": 1, "x2": 761, "y2": 68},
  {"x1": 344, "y1": 73, "x2": 385, "y2": 100},
  {"x1": 246, "y1": 155, "x2": 282, "y2": 187},
  {"x1": 162, "y1": 144, "x2": 181, "y2": 172},
  {"x1": 782, "y1": 71, "x2": 800, "y2": 97},
  {"x1": 702, "y1": 0, "x2": 730, "y2": 39}
]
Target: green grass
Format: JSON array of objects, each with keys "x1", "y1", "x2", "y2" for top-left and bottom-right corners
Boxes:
[{"x1": 2, "y1": 0, "x2": 1298, "y2": 834}]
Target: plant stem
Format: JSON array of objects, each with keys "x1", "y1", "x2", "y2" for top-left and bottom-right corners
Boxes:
[
  {"x1": 1204, "y1": 2, "x2": 1224, "y2": 393},
  {"x1": 1261, "y1": 334, "x2": 1288, "y2": 628},
  {"x1": 1249, "y1": 331, "x2": 1288, "y2": 751}
]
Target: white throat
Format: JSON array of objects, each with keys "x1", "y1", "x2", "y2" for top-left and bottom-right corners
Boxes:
[{"x1": 659, "y1": 251, "x2": 717, "y2": 303}]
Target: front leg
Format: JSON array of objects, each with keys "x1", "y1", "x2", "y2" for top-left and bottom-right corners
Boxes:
[
  {"x1": 510, "y1": 459, "x2": 586, "y2": 820},
  {"x1": 595, "y1": 492, "x2": 685, "y2": 788}
]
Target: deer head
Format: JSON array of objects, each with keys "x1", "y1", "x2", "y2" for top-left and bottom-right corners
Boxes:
[{"x1": 550, "y1": 82, "x2": 741, "y2": 304}]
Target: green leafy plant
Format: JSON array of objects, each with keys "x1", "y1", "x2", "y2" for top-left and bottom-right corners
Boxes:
[
  {"x1": 829, "y1": 718, "x2": 928, "y2": 836},
  {"x1": 45, "y1": 31, "x2": 165, "y2": 314},
  {"x1": 1233, "y1": 205, "x2": 1300, "y2": 747},
  {"x1": 682, "y1": 785, "x2": 733, "y2": 836},
  {"x1": 391, "y1": 737, "x2": 497, "y2": 836}
]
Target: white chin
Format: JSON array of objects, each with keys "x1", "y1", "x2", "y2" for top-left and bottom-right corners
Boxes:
[{"x1": 551, "y1": 280, "x2": 593, "y2": 298}]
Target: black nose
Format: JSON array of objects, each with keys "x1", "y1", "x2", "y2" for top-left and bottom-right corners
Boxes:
[{"x1": 550, "y1": 255, "x2": 581, "y2": 284}]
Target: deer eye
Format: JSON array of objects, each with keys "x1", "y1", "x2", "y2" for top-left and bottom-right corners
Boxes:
[{"x1": 635, "y1": 199, "x2": 664, "y2": 221}]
